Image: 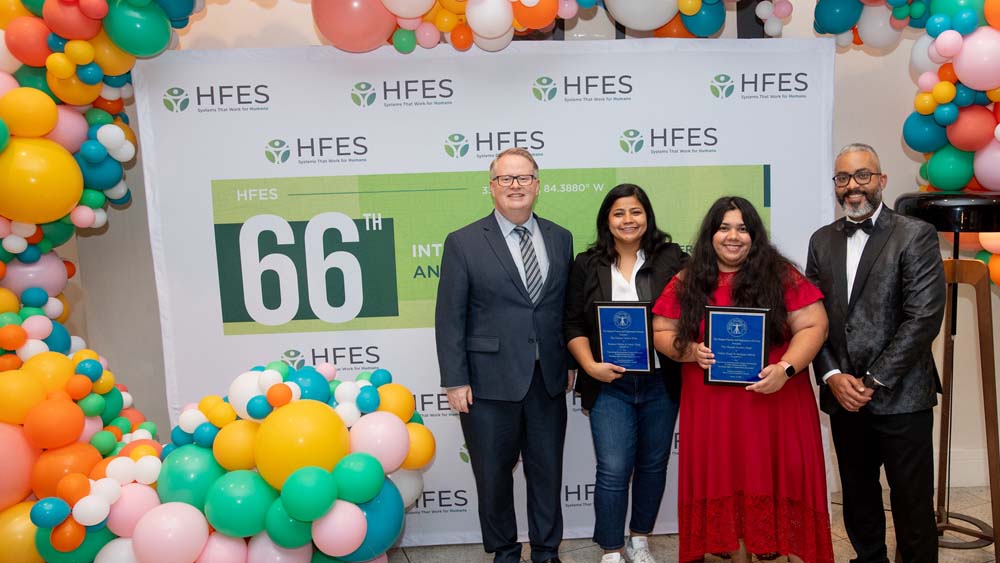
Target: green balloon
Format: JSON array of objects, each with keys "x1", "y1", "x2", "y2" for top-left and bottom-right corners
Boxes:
[
  {"x1": 204, "y1": 470, "x2": 278, "y2": 538},
  {"x1": 355, "y1": 371, "x2": 372, "y2": 382},
  {"x1": 84, "y1": 109, "x2": 114, "y2": 127},
  {"x1": 13, "y1": 66, "x2": 60, "y2": 103},
  {"x1": 281, "y1": 466, "x2": 337, "y2": 522},
  {"x1": 975, "y1": 250, "x2": 992, "y2": 265},
  {"x1": 157, "y1": 444, "x2": 226, "y2": 510},
  {"x1": 0, "y1": 247, "x2": 13, "y2": 263},
  {"x1": 17, "y1": 307, "x2": 44, "y2": 321},
  {"x1": 109, "y1": 416, "x2": 132, "y2": 434},
  {"x1": 408, "y1": 410, "x2": 424, "y2": 425},
  {"x1": 104, "y1": 0, "x2": 172, "y2": 57},
  {"x1": 90, "y1": 430, "x2": 117, "y2": 455},
  {"x1": 891, "y1": 4, "x2": 910, "y2": 19},
  {"x1": 42, "y1": 220, "x2": 76, "y2": 248},
  {"x1": 265, "y1": 498, "x2": 313, "y2": 549},
  {"x1": 333, "y1": 453, "x2": 384, "y2": 504},
  {"x1": 36, "y1": 239, "x2": 53, "y2": 254},
  {"x1": 328, "y1": 380, "x2": 341, "y2": 395},
  {"x1": 910, "y1": 0, "x2": 928, "y2": 18},
  {"x1": 927, "y1": 145, "x2": 974, "y2": 191},
  {"x1": 78, "y1": 393, "x2": 106, "y2": 417},
  {"x1": 392, "y1": 29, "x2": 417, "y2": 55},
  {"x1": 100, "y1": 386, "x2": 124, "y2": 424},
  {"x1": 0, "y1": 312, "x2": 21, "y2": 327},
  {"x1": 20, "y1": 0, "x2": 42, "y2": 16},
  {"x1": 930, "y1": 0, "x2": 984, "y2": 23},
  {"x1": 267, "y1": 361, "x2": 291, "y2": 378},
  {"x1": 35, "y1": 526, "x2": 115, "y2": 563},
  {"x1": 138, "y1": 420, "x2": 158, "y2": 439},
  {"x1": 312, "y1": 549, "x2": 346, "y2": 563},
  {"x1": 0, "y1": 118, "x2": 8, "y2": 153},
  {"x1": 80, "y1": 189, "x2": 107, "y2": 209}
]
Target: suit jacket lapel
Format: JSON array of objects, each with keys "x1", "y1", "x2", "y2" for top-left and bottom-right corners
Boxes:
[
  {"x1": 482, "y1": 214, "x2": 532, "y2": 303},
  {"x1": 831, "y1": 219, "x2": 849, "y2": 317},
  {"x1": 535, "y1": 216, "x2": 557, "y2": 302},
  {"x1": 848, "y1": 208, "x2": 894, "y2": 313},
  {"x1": 597, "y1": 257, "x2": 612, "y2": 301}
]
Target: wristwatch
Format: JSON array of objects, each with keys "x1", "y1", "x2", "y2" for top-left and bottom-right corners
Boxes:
[{"x1": 778, "y1": 361, "x2": 795, "y2": 378}]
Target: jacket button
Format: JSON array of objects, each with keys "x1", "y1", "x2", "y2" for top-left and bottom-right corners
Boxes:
[{"x1": 845, "y1": 325, "x2": 852, "y2": 333}]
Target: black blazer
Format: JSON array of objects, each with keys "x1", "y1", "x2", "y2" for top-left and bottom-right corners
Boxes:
[
  {"x1": 564, "y1": 242, "x2": 688, "y2": 410},
  {"x1": 805, "y1": 207, "x2": 946, "y2": 416}
]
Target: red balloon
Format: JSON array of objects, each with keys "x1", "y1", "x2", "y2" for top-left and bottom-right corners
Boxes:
[
  {"x1": 312, "y1": 0, "x2": 397, "y2": 53},
  {"x1": 43, "y1": 0, "x2": 101, "y2": 40},
  {"x1": 4, "y1": 16, "x2": 53, "y2": 67},
  {"x1": 947, "y1": 105, "x2": 997, "y2": 151}
]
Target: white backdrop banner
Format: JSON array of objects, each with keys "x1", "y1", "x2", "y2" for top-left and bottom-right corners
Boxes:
[{"x1": 133, "y1": 38, "x2": 835, "y2": 546}]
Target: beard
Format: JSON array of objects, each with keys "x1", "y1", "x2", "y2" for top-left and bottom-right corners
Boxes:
[{"x1": 838, "y1": 188, "x2": 881, "y2": 220}]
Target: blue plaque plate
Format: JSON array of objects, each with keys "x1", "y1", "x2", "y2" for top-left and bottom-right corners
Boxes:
[
  {"x1": 596, "y1": 301, "x2": 653, "y2": 373},
  {"x1": 704, "y1": 306, "x2": 770, "y2": 386}
]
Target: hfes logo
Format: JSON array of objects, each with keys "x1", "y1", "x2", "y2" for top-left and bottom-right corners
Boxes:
[
  {"x1": 531, "y1": 76, "x2": 558, "y2": 102},
  {"x1": 281, "y1": 349, "x2": 305, "y2": 370},
  {"x1": 444, "y1": 133, "x2": 470, "y2": 158},
  {"x1": 163, "y1": 87, "x2": 190, "y2": 112},
  {"x1": 459, "y1": 443, "x2": 470, "y2": 463},
  {"x1": 710, "y1": 74, "x2": 735, "y2": 99},
  {"x1": 619, "y1": 129, "x2": 644, "y2": 154},
  {"x1": 264, "y1": 139, "x2": 291, "y2": 164},
  {"x1": 351, "y1": 82, "x2": 376, "y2": 107}
]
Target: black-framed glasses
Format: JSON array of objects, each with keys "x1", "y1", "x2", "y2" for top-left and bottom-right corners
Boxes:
[
  {"x1": 491, "y1": 174, "x2": 537, "y2": 187},
  {"x1": 832, "y1": 169, "x2": 882, "y2": 187}
]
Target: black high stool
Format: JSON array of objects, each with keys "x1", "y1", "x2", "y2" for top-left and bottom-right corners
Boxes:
[{"x1": 896, "y1": 191, "x2": 1000, "y2": 557}]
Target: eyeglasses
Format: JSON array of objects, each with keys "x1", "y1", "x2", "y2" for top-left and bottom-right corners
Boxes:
[
  {"x1": 491, "y1": 174, "x2": 537, "y2": 187},
  {"x1": 832, "y1": 169, "x2": 882, "y2": 187}
]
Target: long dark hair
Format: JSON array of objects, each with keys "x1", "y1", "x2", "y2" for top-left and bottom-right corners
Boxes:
[
  {"x1": 674, "y1": 196, "x2": 793, "y2": 354},
  {"x1": 588, "y1": 184, "x2": 670, "y2": 264}
]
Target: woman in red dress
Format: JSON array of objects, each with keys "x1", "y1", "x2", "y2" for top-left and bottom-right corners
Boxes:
[{"x1": 651, "y1": 196, "x2": 833, "y2": 563}]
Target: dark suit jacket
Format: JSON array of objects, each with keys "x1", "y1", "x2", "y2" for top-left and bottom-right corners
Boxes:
[
  {"x1": 435, "y1": 213, "x2": 574, "y2": 401},
  {"x1": 563, "y1": 243, "x2": 688, "y2": 410},
  {"x1": 805, "y1": 206, "x2": 945, "y2": 416}
]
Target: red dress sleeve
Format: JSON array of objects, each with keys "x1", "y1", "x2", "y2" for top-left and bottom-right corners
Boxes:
[
  {"x1": 784, "y1": 267, "x2": 823, "y2": 312},
  {"x1": 652, "y1": 275, "x2": 682, "y2": 318}
]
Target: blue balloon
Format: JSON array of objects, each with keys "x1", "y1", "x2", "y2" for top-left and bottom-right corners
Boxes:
[
  {"x1": 170, "y1": 424, "x2": 194, "y2": 446},
  {"x1": 30, "y1": 497, "x2": 71, "y2": 528},
  {"x1": 953, "y1": 9, "x2": 979, "y2": 34},
  {"x1": 77, "y1": 63, "x2": 103, "y2": 86},
  {"x1": 886, "y1": 0, "x2": 908, "y2": 6},
  {"x1": 193, "y1": 421, "x2": 220, "y2": 447},
  {"x1": 814, "y1": 0, "x2": 863, "y2": 35},
  {"x1": 153, "y1": 0, "x2": 195, "y2": 25},
  {"x1": 116, "y1": 111, "x2": 130, "y2": 124},
  {"x1": 288, "y1": 370, "x2": 330, "y2": 403},
  {"x1": 903, "y1": 112, "x2": 949, "y2": 153},
  {"x1": 576, "y1": 0, "x2": 597, "y2": 7},
  {"x1": 21, "y1": 287, "x2": 48, "y2": 307},
  {"x1": 103, "y1": 72, "x2": 131, "y2": 88},
  {"x1": 681, "y1": 0, "x2": 725, "y2": 37},
  {"x1": 356, "y1": 386, "x2": 381, "y2": 414},
  {"x1": 74, "y1": 153, "x2": 123, "y2": 191},
  {"x1": 109, "y1": 191, "x2": 132, "y2": 206},
  {"x1": 46, "y1": 33, "x2": 67, "y2": 53},
  {"x1": 926, "y1": 14, "x2": 952, "y2": 37},
  {"x1": 954, "y1": 83, "x2": 976, "y2": 107},
  {"x1": 340, "y1": 480, "x2": 405, "y2": 562},
  {"x1": 17, "y1": 245, "x2": 40, "y2": 264},
  {"x1": 76, "y1": 358, "x2": 104, "y2": 381},
  {"x1": 370, "y1": 369, "x2": 392, "y2": 387},
  {"x1": 161, "y1": 443, "x2": 176, "y2": 459},
  {"x1": 910, "y1": 8, "x2": 930, "y2": 28},
  {"x1": 933, "y1": 102, "x2": 960, "y2": 126},
  {"x1": 78, "y1": 139, "x2": 107, "y2": 162},
  {"x1": 247, "y1": 394, "x2": 272, "y2": 419},
  {"x1": 975, "y1": 91, "x2": 991, "y2": 105},
  {"x1": 44, "y1": 320, "x2": 72, "y2": 354}
]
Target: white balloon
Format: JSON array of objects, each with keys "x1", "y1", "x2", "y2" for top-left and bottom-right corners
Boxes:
[
  {"x1": 603, "y1": 0, "x2": 678, "y2": 31},
  {"x1": 0, "y1": 31, "x2": 21, "y2": 74},
  {"x1": 995, "y1": 123, "x2": 1000, "y2": 142},
  {"x1": 101, "y1": 84, "x2": 122, "y2": 101},
  {"x1": 121, "y1": 84, "x2": 134, "y2": 99},
  {"x1": 334, "y1": 381, "x2": 361, "y2": 404},
  {"x1": 10, "y1": 221, "x2": 35, "y2": 237},
  {"x1": 521, "y1": 0, "x2": 540, "y2": 5},
  {"x1": 73, "y1": 495, "x2": 111, "y2": 526},
  {"x1": 388, "y1": 469, "x2": 425, "y2": 507},
  {"x1": 96, "y1": 538, "x2": 139, "y2": 563},
  {"x1": 910, "y1": 33, "x2": 939, "y2": 78},
  {"x1": 97, "y1": 124, "x2": 126, "y2": 150},
  {"x1": 134, "y1": 456, "x2": 162, "y2": 485},
  {"x1": 856, "y1": 4, "x2": 901, "y2": 51},
  {"x1": 228, "y1": 371, "x2": 263, "y2": 420},
  {"x1": 43, "y1": 297, "x2": 64, "y2": 319},
  {"x1": 178, "y1": 408, "x2": 208, "y2": 433},
  {"x1": 380, "y1": 0, "x2": 436, "y2": 18},
  {"x1": 285, "y1": 381, "x2": 302, "y2": 401},
  {"x1": 106, "y1": 180, "x2": 129, "y2": 200},
  {"x1": 16, "y1": 339, "x2": 48, "y2": 361},
  {"x1": 2, "y1": 235, "x2": 27, "y2": 254},
  {"x1": 755, "y1": 1, "x2": 773, "y2": 20},
  {"x1": 335, "y1": 402, "x2": 362, "y2": 427},
  {"x1": 257, "y1": 369, "x2": 283, "y2": 393},
  {"x1": 70, "y1": 336, "x2": 87, "y2": 354},
  {"x1": 92, "y1": 477, "x2": 122, "y2": 503},
  {"x1": 764, "y1": 17, "x2": 783, "y2": 37},
  {"x1": 836, "y1": 31, "x2": 855, "y2": 48},
  {"x1": 466, "y1": 0, "x2": 514, "y2": 39},
  {"x1": 92, "y1": 208, "x2": 108, "y2": 229},
  {"x1": 106, "y1": 457, "x2": 137, "y2": 485},
  {"x1": 474, "y1": 27, "x2": 515, "y2": 51},
  {"x1": 120, "y1": 390, "x2": 133, "y2": 408}
]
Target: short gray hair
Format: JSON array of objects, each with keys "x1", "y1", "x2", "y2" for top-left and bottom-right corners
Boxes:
[
  {"x1": 836, "y1": 143, "x2": 881, "y2": 172},
  {"x1": 489, "y1": 147, "x2": 539, "y2": 176}
]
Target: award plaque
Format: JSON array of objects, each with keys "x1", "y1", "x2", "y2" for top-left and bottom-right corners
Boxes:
[
  {"x1": 704, "y1": 306, "x2": 770, "y2": 385},
  {"x1": 595, "y1": 301, "x2": 653, "y2": 373}
]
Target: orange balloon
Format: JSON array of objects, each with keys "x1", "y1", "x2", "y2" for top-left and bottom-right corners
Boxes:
[
  {"x1": 4, "y1": 16, "x2": 53, "y2": 67},
  {"x1": 90, "y1": 30, "x2": 135, "y2": 77},
  {"x1": 654, "y1": 13, "x2": 696, "y2": 38},
  {"x1": 118, "y1": 407, "x2": 145, "y2": 430},
  {"x1": 266, "y1": 383, "x2": 292, "y2": 407},
  {"x1": 113, "y1": 119, "x2": 136, "y2": 146},
  {"x1": 986, "y1": 0, "x2": 1000, "y2": 29},
  {"x1": 25, "y1": 226, "x2": 43, "y2": 245},
  {"x1": 30, "y1": 443, "x2": 101, "y2": 498},
  {"x1": 50, "y1": 518, "x2": 85, "y2": 552},
  {"x1": 104, "y1": 425, "x2": 122, "y2": 441},
  {"x1": 88, "y1": 455, "x2": 116, "y2": 480},
  {"x1": 0, "y1": 324, "x2": 27, "y2": 351},
  {"x1": 64, "y1": 375, "x2": 92, "y2": 401},
  {"x1": 511, "y1": 0, "x2": 557, "y2": 29},
  {"x1": 92, "y1": 96, "x2": 124, "y2": 115},
  {"x1": 0, "y1": 353, "x2": 22, "y2": 371},
  {"x1": 22, "y1": 397, "x2": 85, "y2": 449},
  {"x1": 450, "y1": 23, "x2": 474, "y2": 51},
  {"x1": 938, "y1": 62, "x2": 957, "y2": 83},
  {"x1": 22, "y1": 351, "x2": 74, "y2": 394},
  {"x1": 0, "y1": 262, "x2": 6, "y2": 281},
  {"x1": 852, "y1": 26, "x2": 862, "y2": 45},
  {"x1": 989, "y1": 254, "x2": 1000, "y2": 285},
  {"x1": 119, "y1": 438, "x2": 162, "y2": 459},
  {"x1": 55, "y1": 472, "x2": 89, "y2": 506}
]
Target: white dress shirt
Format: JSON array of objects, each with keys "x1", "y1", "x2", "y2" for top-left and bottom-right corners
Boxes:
[
  {"x1": 494, "y1": 210, "x2": 549, "y2": 292},
  {"x1": 611, "y1": 249, "x2": 660, "y2": 369}
]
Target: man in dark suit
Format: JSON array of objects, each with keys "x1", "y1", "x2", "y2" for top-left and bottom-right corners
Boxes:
[
  {"x1": 435, "y1": 147, "x2": 574, "y2": 563},
  {"x1": 806, "y1": 143, "x2": 946, "y2": 563}
]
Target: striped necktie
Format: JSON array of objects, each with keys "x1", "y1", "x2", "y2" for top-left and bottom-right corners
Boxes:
[{"x1": 514, "y1": 226, "x2": 542, "y2": 303}]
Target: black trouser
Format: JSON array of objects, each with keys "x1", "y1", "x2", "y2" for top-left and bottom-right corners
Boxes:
[
  {"x1": 831, "y1": 408, "x2": 938, "y2": 563},
  {"x1": 460, "y1": 364, "x2": 567, "y2": 563}
]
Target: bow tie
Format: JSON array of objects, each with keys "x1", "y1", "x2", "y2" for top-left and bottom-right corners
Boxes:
[{"x1": 843, "y1": 218, "x2": 873, "y2": 237}]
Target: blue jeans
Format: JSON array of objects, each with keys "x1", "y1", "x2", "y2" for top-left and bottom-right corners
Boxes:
[{"x1": 589, "y1": 370, "x2": 679, "y2": 550}]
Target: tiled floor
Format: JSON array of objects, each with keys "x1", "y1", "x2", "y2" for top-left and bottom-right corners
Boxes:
[{"x1": 385, "y1": 487, "x2": 998, "y2": 562}]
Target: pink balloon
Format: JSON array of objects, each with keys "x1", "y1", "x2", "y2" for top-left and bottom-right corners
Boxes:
[
  {"x1": 133, "y1": 502, "x2": 209, "y2": 563},
  {"x1": 197, "y1": 532, "x2": 248, "y2": 563},
  {"x1": 917, "y1": 71, "x2": 939, "y2": 92},
  {"x1": 316, "y1": 363, "x2": 336, "y2": 381},
  {"x1": 312, "y1": 500, "x2": 367, "y2": 557},
  {"x1": 397, "y1": 16, "x2": 422, "y2": 30},
  {"x1": 928, "y1": 42, "x2": 948, "y2": 64},
  {"x1": 0, "y1": 423, "x2": 40, "y2": 511},
  {"x1": 246, "y1": 532, "x2": 312, "y2": 563},
  {"x1": 0, "y1": 71, "x2": 18, "y2": 97},
  {"x1": 935, "y1": 30, "x2": 964, "y2": 58},
  {"x1": 0, "y1": 217, "x2": 10, "y2": 238},
  {"x1": 107, "y1": 483, "x2": 161, "y2": 538},
  {"x1": 78, "y1": 415, "x2": 103, "y2": 443},
  {"x1": 981, "y1": 232, "x2": 1000, "y2": 253},
  {"x1": 349, "y1": 411, "x2": 410, "y2": 473},
  {"x1": 954, "y1": 27, "x2": 1000, "y2": 91},
  {"x1": 772, "y1": 0, "x2": 792, "y2": 18},
  {"x1": 974, "y1": 139, "x2": 1000, "y2": 191},
  {"x1": 21, "y1": 315, "x2": 53, "y2": 339},
  {"x1": 889, "y1": 16, "x2": 908, "y2": 31},
  {"x1": 415, "y1": 22, "x2": 440, "y2": 48},
  {"x1": 1, "y1": 252, "x2": 69, "y2": 299},
  {"x1": 312, "y1": 0, "x2": 397, "y2": 53},
  {"x1": 44, "y1": 106, "x2": 89, "y2": 153},
  {"x1": 70, "y1": 205, "x2": 96, "y2": 228},
  {"x1": 556, "y1": 0, "x2": 577, "y2": 19}
]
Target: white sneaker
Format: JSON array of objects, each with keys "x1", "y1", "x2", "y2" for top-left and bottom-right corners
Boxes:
[
  {"x1": 600, "y1": 553, "x2": 623, "y2": 563},
  {"x1": 624, "y1": 536, "x2": 657, "y2": 563}
]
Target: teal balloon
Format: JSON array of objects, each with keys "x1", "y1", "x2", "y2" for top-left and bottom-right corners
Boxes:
[
  {"x1": 157, "y1": 444, "x2": 226, "y2": 510},
  {"x1": 104, "y1": 0, "x2": 172, "y2": 57},
  {"x1": 312, "y1": 550, "x2": 346, "y2": 563},
  {"x1": 35, "y1": 526, "x2": 115, "y2": 563},
  {"x1": 0, "y1": 118, "x2": 8, "y2": 152},
  {"x1": 99, "y1": 386, "x2": 124, "y2": 424},
  {"x1": 814, "y1": 0, "x2": 864, "y2": 35},
  {"x1": 20, "y1": 0, "x2": 42, "y2": 15},
  {"x1": 13, "y1": 66, "x2": 60, "y2": 103},
  {"x1": 339, "y1": 480, "x2": 405, "y2": 562},
  {"x1": 680, "y1": 1, "x2": 726, "y2": 37},
  {"x1": 975, "y1": 249, "x2": 992, "y2": 265},
  {"x1": 333, "y1": 453, "x2": 385, "y2": 504},
  {"x1": 927, "y1": 144, "x2": 975, "y2": 191},
  {"x1": 281, "y1": 466, "x2": 337, "y2": 521},
  {"x1": 392, "y1": 29, "x2": 417, "y2": 54},
  {"x1": 265, "y1": 498, "x2": 313, "y2": 549},
  {"x1": 903, "y1": 112, "x2": 948, "y2": 153},
  {"x1": 204, "y1": 470, "x2": 278, "y2": 538},
  {"x1": 929, "y1": 0, "x2": 985, "y2": 23},
  {"x1": 41, "y1": 218, "x2": 75, "y2": 248},
  {"x1": 408, "y1": 410, "x2": 424, "y2": 425}
]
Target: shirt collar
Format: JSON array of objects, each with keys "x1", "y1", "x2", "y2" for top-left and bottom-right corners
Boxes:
[{"x1": 494, "y1": 209, "x2": 537, "y2": 237}]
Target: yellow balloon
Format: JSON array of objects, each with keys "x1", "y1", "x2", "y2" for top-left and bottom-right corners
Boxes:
[
  {"x1": 0, "y1": 88, "x2": 58, "y2": 137},
  {"x1": 0, "y1": 501, "x2": 42, "y2": 563},
  {"x1": 0, "y1": 369, "x2": 46, "y2": 424},
  {"x1": 0, "y1": 288, "x2": 18, "y2": 314},
  {"x1": 92, "y1": 371, "x2": 115, "y2": 394},
  {"x1": 71, "y1": 349, "x2": 100, "y2": 365},
  {"x1": 377, "y1": 383, "x2": 416, "y2": 422},
  {"x1": 46, "y1": 72, "x2": 102, "y2": 106},
  {"x1": 128, "y1": 444, "x2": 158, "y2": 461},
  {"x1": 401, "y1": 423, "x2": 436, "y2": 470},
  {"x1": 63, "y1": 40, "x2": 95, "y2": 66},
  {"x1": 434, "y1": 9, "x2": 458, "y2": 32},
  {"x1": 0, "y1": 138, "x2": 83, "y2": 224},
  {"x1": 254, "y1": 400, "x2": 349, "y2": 489},
  {"x1": 0, "y1": 0, "x2": 30, "y2": 27},
  {"x1": 931, "y1": 80, "x2": 956, "y2": 104},
  {"x1": 423, "y1": 1, "x2": 442, "y2": 22},
  {"x1": 214, "y1": 419, "x2": 259, "y2": 470},
  {"x1": 207, "y1": 402, "x2": 237, "y2": 428},
  {"x1": 679, "y1": 0, "x2": 702, "y2": 16},
  {"x1": 21, "y1": 352, "x2": 74, "y2": 393},
  {"x1": 913, "y1": 92, "x2": 937, "y2": 116},
  {"x1": 56, "y1": 295, "x2": 70, "y2": 325},
  {"x1": 987, "y1": 86, "x2": 1000, "y2": 103},
  {"x1": 45, "y1": 53, "x2": 76, "y2": 80},
  {"x1": 89, "y1": 30, "x2": 136, "y2": 77},
  {"x1": 439, "y1": 0, "x2": 466, "y2": 14}
]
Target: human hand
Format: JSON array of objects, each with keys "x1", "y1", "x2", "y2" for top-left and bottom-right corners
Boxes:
[
  {"x1": 694, "y1": 343, "x2": 714, "y2": 370},
  {"x1": 566, "y1": 369, "x2": 577, "y2": 392},
  {"x1": 827, "y1": 374, "x2": 873, "y2": 412},
  {"x1": 746, "y1": 364, "x2": 789, "y2": 394},
  {"x1": 446, "y1": 385, "x2": 474, "y2": 413},
  {"x1": 586, "y1": 362, "x2": 626, "y2": 383}
]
